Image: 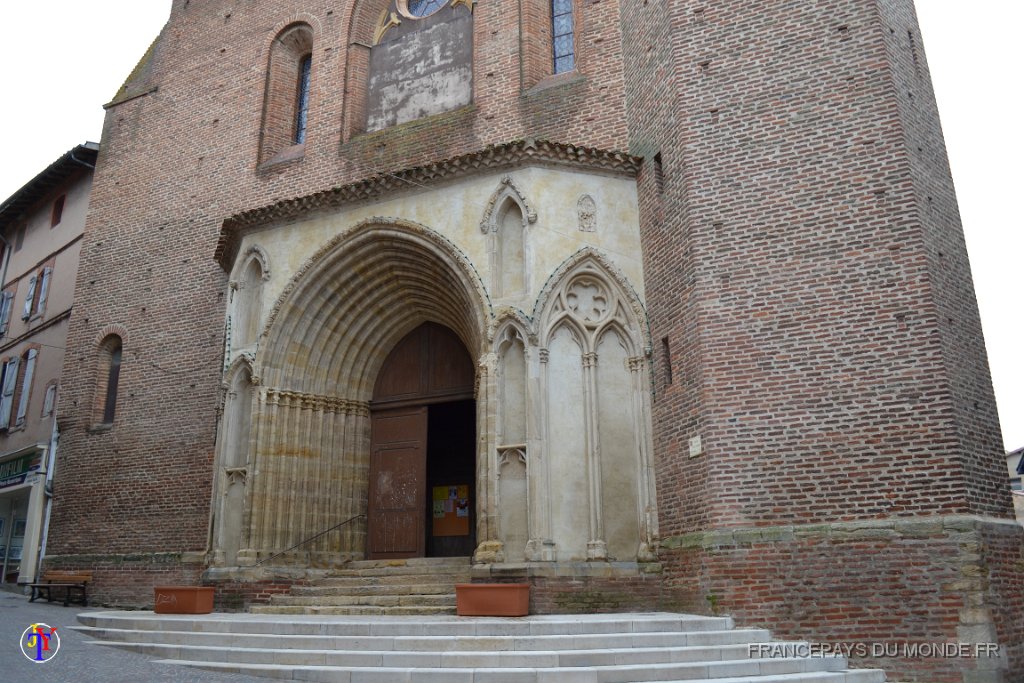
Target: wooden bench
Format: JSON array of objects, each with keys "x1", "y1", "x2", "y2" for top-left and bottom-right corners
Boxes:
[{"x1": 26, "y1": 571, "x2": 92, "y2": 607}]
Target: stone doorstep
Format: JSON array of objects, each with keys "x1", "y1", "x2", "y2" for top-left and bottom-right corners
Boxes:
[
  {"x1": 312, "y1": 573, "x2": 473, "y2": 587},
  {"x1": 291, "y1": 582, "x2": 463, "y2": 596},
  {"x1": 71, "y1": 626, "x2": 774, "y2": 650},
  {"x1": 268, "y1": 594, "x2": 457, "y2": 607},
  {"x1": 327, "y1": 558, "x2": 472, "y2": 576},
  {"x1": 250, "y1": 605, "x2": 458, "y2": 616}
]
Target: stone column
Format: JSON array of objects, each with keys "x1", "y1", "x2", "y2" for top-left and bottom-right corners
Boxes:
[{"x1": 582, "y1": 351, "x2": 607, "y2": 560}]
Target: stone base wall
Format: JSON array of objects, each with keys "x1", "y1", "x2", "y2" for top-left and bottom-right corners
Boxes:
[
  {"x1": 202, "y1": 566, "x2": 324, "y2": 611},
  {"x1": 659, "y1": 516, "x2": 1024, "y2": 683},
  {"x1": 528, "y1": 575, "x2": 665, "y2": 614},
  {"x1": 470, "y1": 561, "x2": 672, "y2": 615},
  {"x1": 43, "y1": 553, "x2": 205, "y2": 609}
]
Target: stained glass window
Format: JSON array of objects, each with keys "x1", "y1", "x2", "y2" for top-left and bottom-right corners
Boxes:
[
  {"x1": 552, "y1": 0, "x2": 575, "y2": 74},
  {"x1": 406, "y1": 0, "x2": 448, "y2": 18},
  {"x1": 294, "y1": 55, "x2": 312, "y2": 144}
]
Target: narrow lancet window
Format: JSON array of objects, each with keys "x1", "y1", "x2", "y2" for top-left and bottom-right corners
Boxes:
[
  {"x1": 294, "y1": 54, "x2": 312, "y2": 144},
  {"x1": 103, "y1": 340, "x2": 122, "y2": 424},
  {"x1": 552, "y1": 0, "x2": 575, "y2": 74}
]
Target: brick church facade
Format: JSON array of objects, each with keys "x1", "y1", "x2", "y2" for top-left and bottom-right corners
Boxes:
[{"x1": 45, "y1": 0, "x2": 1022, "y2": 680}]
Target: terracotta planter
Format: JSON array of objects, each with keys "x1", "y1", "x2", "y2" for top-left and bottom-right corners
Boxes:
[
  {"x1": 153, "y1": 586, "x2": 215, "y2": 614},
  {"x1": 455, "y1": 583, "x2": 530, "y2": 617}
]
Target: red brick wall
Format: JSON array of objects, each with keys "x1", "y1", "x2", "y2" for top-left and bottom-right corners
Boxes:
[
  {"x1": 45, "y1": 554, "x2": 203, "y2": 609},
  {"x1": 528, "y1": 574, "x2": 664, "y2": 614},
  {"x1": 630, "y1": 0, "x2": 1012, "y2": 533},
  {"x1": 659, "y1": 519, "x2": 1024, "y2": 682},
  {"x1": 619, "y1": 0, "x2": 1021, "y2": 680},
  {"x1": 206, "y1": 577, "x2": 310, "y2": 612}
]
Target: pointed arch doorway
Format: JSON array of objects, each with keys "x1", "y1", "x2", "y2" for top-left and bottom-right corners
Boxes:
[{"x1": 368, "y1": 322, "x2": 477, "y2": 560}]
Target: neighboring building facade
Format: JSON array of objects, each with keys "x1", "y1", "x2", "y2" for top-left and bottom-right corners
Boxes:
[
  {"x1": 1009, "y1": 447, "x2": 1024, "y2": 524},
  {"x1": 0, "y1": 143, "x2": 97, "y2": 586},
  {"x1": 43, "y1": 1, "x2": 1022, "y2": 681}
]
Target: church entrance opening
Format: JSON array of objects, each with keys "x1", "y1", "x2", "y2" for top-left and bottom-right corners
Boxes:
[{"x1": 367, "y1": 323, "x2": 476, "y2": 560}]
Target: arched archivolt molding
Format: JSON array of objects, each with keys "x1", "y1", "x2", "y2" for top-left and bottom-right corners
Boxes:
[
  {"x1": 259, "y1": 218, "x2": 493, "y2": 398},
  {"x1": 534, "y1": 248, "x2": 650, "y2": 354},
  {"x1": 231, "y1": 246, "x2": 271, "y2": 284}
]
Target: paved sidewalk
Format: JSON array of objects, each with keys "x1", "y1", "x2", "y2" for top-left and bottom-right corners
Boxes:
[{"x1": 0, "y1": 591, "x2": 269, "y2": 683}]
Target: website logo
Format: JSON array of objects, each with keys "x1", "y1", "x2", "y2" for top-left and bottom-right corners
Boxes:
[{"x1": 20, "y1": 623, "x2": 60, "y2": 663}]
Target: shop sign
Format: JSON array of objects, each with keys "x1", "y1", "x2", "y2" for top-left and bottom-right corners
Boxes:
[{"x1": 0, "y1": 453, "x2": 40, "y2": 490}]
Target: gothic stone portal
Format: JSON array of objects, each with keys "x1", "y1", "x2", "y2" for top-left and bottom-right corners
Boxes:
[{"x1": 219, "y1": 222, "x2": 657, "y2": 569}]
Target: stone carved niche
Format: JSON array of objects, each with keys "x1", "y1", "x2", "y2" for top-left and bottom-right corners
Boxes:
[
  {"x1": 212, "y1": 361, "x2": 255, "y2": 566},
  {"x1": 231, "y1": 248, "x2": 270, "y2": 350},
  {"x1": 481, "y1": 177, "x2": 537, "y2": 302},
  {"x1": 495, "y1": 325, "x2": 529, "y2": 562},
  {"x1": 535, "y1": 256, "x2": 658, "y2": 562}
]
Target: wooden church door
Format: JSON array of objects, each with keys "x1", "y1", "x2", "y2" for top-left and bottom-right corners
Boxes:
[{"x1": 368, "y1": 407, "x2": 428, "y2": 559}]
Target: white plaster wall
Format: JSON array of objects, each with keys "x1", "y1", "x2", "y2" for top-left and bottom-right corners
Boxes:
[
  {"x1": 596, "y1": 330, "x2": 641, "y2": 560},
  {"x1": 235, "y1": 165, "x2": 644, "y2": 331},
  {"x1": 546, "y1": 326, "x2": 589, "y2": 561}
]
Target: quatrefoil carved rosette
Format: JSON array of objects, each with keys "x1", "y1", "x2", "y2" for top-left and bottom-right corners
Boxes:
[{"x1": 565, "y1": 276, "x2": 612, "y2": 328}]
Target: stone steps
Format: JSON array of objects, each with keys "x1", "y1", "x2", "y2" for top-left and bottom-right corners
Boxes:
[
  {"x1": 266, "y1": 594, "x2": 457, "y2": 608},
  {"x1": 75, "y1": 612, "x2": 887, "y2": 682},
  {"x1": 254, "y1": 556, "x2": 471, "y2": 616},
  {"x1": 72, "y1": 626, "x2": 773, "y2": 650},
  {"x1": 252, "y1": 605, "x2": 459, "y2": 616},
  {"x1": 291, "y1": 582, "x2": 464, "y2": 596}
]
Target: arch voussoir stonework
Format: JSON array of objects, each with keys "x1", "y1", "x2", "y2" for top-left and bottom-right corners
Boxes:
[{"x1": 233, "y1": 219, "x2": 496, "y2": 566}]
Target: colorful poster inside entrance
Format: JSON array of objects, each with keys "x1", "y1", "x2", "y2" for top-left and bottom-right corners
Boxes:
[{"x1": 432, "y1": 485, "x2": 469, "y2": 536}]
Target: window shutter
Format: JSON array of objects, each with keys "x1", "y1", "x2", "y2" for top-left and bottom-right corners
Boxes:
[
  {"x1": 0, "y1": 292, "x2": 13, "y2": 335},
  {"x1": 0, "y1": 358, "x2": 20, "y2": 429},
  {"x1": 22, "y1": 275, "x2": 37, "y2": 320},
  {"x1": 43, "y1": 383, "x2": 57, "y2": 417},
  {"x1": 15, "y1": 349, "x2": 37, "y2": 426},
  {"x1": 36, "y1": 267, "x2": 52, "y2": 315}
]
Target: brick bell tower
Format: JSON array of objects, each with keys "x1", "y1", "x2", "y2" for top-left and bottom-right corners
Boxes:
[{"x1": 623, "y1": 0, "x2": 1023, "y2": 681}]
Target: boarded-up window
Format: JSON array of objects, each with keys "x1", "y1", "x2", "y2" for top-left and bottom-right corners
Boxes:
[{"x1": 366, "y1": 6, "x2": 473, "y2": 132}]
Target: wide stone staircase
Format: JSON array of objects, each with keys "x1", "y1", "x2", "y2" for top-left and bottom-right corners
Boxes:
[
  {"x1": 75, "y1": 610, "x2": 887, "y2": 682},
  {"x1": 251, "y1": 556, "x2": 471, "y2": 616}
]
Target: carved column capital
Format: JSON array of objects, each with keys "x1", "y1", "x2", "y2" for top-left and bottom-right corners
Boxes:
[{"x1": 582, "y1": 352, "x2": 598, "y2": 368}]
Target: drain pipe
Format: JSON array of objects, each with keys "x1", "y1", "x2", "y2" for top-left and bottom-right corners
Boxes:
[{"x1": 35, "y1": 400, "x2": 60, "y2": 583}]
